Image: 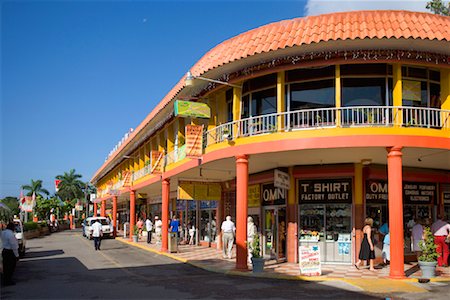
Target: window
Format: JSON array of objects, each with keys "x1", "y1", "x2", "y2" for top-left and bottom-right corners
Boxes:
[
  {"x1": 342, "y1": 78, "x2": 386, "y2": 106},
  {"x1": 226, "y1": 89, "x2": 233, "y2": 122},
  {"x1": 289, "y1": 79, "x2": 335, "y2": 110},
  {"x1": 401, "y1": 66, "x2": 441, "y2": 108}
]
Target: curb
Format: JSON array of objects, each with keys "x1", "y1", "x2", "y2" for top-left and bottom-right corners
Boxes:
[{"x1": 116, "y1": 237, "x2": 449, "y2": 293}]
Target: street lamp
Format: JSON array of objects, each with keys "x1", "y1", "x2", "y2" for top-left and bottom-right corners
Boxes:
[{"x1": 185, "y1": 71, "x2": 241, "y2": 88}]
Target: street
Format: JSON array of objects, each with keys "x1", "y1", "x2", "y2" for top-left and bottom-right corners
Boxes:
[{"x1": 1, "y1": 230, "x2": 448, "y2": 299}]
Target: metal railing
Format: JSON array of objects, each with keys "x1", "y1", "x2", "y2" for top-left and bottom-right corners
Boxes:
[
  {"x1": 202, "y1": 106, "x2": 448, "y2": 147},
  {"x1": 165, "y1": 144, "x2": 187, "y2": 166},
  {"x1": 131, "y1": 165, "x2": 151, "y2": 182}
]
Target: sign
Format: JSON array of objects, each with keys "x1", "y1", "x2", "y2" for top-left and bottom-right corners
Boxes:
[
  {"x1": 122, "y1": 171, "x2": 132, "y2": 187},
  {"x1": 444, "y1": 192, "x2": 450, "y2": 204},
  {"x1": 299, "y1": 245, "x2": 321, "y2": 276},
  {"x1": 185, "y1": 125, "x2": 203, "y2": 158},
  {"x1": 403, "y1": 80, "x2": 422, "y2": 101},
  {"x1": 274, "y1": 169, "x2": 290, "y2": 190},
  {"x1": 403, "y1": 182, "x2": 436, "y2": 204},
  {"x1": 248, "y1": 184, "x2": 260, "y2": 207},
  {"x1": 90, "y1": 193, "x2": 97, "y2": 202},
  {"x1": 150, "y1": 151, "x2": 163, "y2": 173},
  {"x1": 174, "y1": 100, "x2": 211, "y2": 119},
  {"x1": 54, "y1": 180, "x2": 61, "y2": 192},
  {"x1": 178, "y1": 182, "x2": 222, "y2": 201},
  {"x1": 261, "y1": 183, "x2": 286, "y2": 206},
  {"x1": 365, "y1": 180, "x2": 388, "y2": 203},
  {"x1": 20, "y1": 196, "x2": 35, "y2": 213},
  {"x1": 299, "y1": 179, "x2": 352, "y2": 203}
]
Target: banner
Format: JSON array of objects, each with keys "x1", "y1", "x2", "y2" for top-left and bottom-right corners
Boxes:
[
  {"x1": 185, "y1": 125, "x2": 203, "y2": 158},
  {"x1": 55, "y1": 180, "x2": 61, "y2": 192},
  {"x1": 151, "y1": 151, "x2": 163, "y2": 173},
  {"x1": 21, "y1": 196, "x2": 35, "y2": 213},
  {"x1": 122, "y1": 171, "x2": 132, "y2": 187}
]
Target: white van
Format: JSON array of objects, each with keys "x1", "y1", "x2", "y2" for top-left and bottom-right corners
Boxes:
[
  {"x1": 85, "y1": 217, "x2": 112, "y2": 239},
  {"x1": 13, "y1": 218, "x2": 26, "y2": 257}
]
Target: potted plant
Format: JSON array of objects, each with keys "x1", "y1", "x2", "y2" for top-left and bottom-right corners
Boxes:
[
  {"x1": 250, "y1": 234, "x2": 265, "y2": 273},
  {"x1": 132, "y1": 225, "x2": 139, "y2": 242},
  {"x1": 221, "y1": 127, "x2": 230, "y2": 140},
  {"x1": 418, "y1": 226, "x2": 439, "y2": 278}
]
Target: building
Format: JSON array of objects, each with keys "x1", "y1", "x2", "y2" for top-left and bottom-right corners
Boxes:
[{"x1": 91, "y1": 10, "x2": 450, "y2": 279}]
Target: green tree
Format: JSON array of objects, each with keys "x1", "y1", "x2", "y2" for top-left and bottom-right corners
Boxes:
[
  {"x1": 56, "y1": 169, "x2": 84, "y2": 209},
  {"x1": 426, "y1": 0, "x2": 450, "y2": 15},
  {"x1": 34, "y1": 196, "x2": 62, "y2": 220},
  {"x1": 1, "y1": 196, "x2": 20, "y2": 216},
  {"x1": 21, "y1": 179, "x2": 50, "y2": 198}
]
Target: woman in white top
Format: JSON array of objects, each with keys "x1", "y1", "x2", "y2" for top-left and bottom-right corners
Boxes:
[{"x1": 247, "y1": 216, "x2": 257, "y2": 262}]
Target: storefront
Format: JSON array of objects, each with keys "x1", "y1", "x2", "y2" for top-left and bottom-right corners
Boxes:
[
  {"x1": 261, "y1": 183, "x2": 287, "y2": 261},
  {"x1": 444, "y1": 190, "x2": 450, "y2": 218},
  {"x1": 298, "y1": 178, "x2": 353, "y2": 264}
]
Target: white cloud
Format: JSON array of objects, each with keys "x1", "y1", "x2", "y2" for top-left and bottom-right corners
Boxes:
[{"x1": 304, "y1": 0, "x2": 430, "y2": 16}]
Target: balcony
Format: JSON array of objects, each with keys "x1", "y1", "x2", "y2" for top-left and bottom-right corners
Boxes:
[{"x1": 203, "y1": 106, "x2": 449, "y2": 146}]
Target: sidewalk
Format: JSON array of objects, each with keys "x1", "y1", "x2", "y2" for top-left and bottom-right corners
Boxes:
[{"x1": 116, "y1": 235, "x2": 450, "y2": 294}]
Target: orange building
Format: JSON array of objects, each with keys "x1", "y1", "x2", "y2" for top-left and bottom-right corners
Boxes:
[{"x1": 91, "y1": 10, "x2": 450, "y2": 278}]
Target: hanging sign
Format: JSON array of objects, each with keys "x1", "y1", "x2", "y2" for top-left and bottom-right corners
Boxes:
[
  {"x1": 403, "y1": 80, "x2": 422, "y2": 101},
  {"x1": 299, "y1": 245, "x2": 321, "y2": 276},
  {"x1": 122, "y1": 171, "x2": 132, "y2": 187},
  {"x1": 185, "y1": 125, "x2": 203, "y2": 158},
  {"x1": 20, "y1": 196, "x2": 35, "y2": 213},
  {"x1": 174, "y1": 100, "x2": 211, "y2": 119},
  {"x1": 151, "y1": 151, "x2": 163, "y2": 173},
  {"x1": 274, "y1": 169, "x2": 290, "y2": 190},
  {"x1": 262, "y1": 183, "x2": 286, "y2": 206}
]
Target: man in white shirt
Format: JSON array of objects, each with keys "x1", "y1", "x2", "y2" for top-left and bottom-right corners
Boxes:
[
  {"x1": 145, "y1": 217, "x2": 153, "y2": 244},
  {"x1": 1, "y1": 222, "x2": 19, "y2": 285},
  {"x1": 154, "y1": 216, "x2": 162, "y2": 245},
  {"x1": 431, "y1": 215, "x2": 450, "y2": 267},
  {"x1": 91, "y1": 219, "x2": 103, "y2": 251},
  {"x1": 221, "y1": 216, "x2": 236, "y2": 259}
]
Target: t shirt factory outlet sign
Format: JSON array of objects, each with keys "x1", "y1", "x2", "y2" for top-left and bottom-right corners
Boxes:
[{"x1": 299, "y1": 179, "x2": 352, "y2": 203}]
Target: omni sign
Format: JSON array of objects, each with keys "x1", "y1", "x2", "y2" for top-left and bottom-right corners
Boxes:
[{"x1": 262, "y1": 184, "x2": 286, "y2": 206}]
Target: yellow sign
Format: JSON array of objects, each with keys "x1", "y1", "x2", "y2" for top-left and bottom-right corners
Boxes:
[
  {"x1": 403, "y1": 80, "x2": 422, "y2": 102},
  {"x1": 178, "y1": 182, "x2": 221, "y2": 201},
  {"x1": 174, "y1": 100, "x2": 211, "y2": 119},
  {"x1": 248, "y1": 184, "x2": 260, "y2": 207}
]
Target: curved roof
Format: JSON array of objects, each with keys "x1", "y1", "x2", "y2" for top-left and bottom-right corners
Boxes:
[{"x1": 92, "y1": 10, "x2": 450, "y2": 182}]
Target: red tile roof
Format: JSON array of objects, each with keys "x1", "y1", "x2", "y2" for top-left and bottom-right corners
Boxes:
[{"x1": 92, "y1": 10, "x2": 449, "y2": 182}]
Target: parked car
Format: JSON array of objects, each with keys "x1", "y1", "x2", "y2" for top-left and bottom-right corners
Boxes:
[
  {"x1": 84, "y1": 217, "x2": 112, "y2": 239},
  {"x1": 13, "y1": 218, "x2": 26, "y2": 258}
]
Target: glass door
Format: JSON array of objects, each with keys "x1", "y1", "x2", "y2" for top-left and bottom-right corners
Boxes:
[
  {"x1": 277, "y1": 207, "x2": 287, "y2": 260},
  {"x1": 263, "y1": 208, "x2": 276, "y2": 259},
  {"x1": 263, "y1": 207, "x2": 286, "y2": 261}
]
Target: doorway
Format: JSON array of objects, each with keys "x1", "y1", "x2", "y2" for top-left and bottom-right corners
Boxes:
[{"x1": 263, "y1": 206, "x2": 286, "y2": 261}]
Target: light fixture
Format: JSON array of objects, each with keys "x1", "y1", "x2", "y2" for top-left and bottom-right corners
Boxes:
[
  {"x1": 185, "y1": 71, "x2": 241, "y2": 88},
  {"x1": 361, "y1": 159, "x2": 372, "y2": 166}
]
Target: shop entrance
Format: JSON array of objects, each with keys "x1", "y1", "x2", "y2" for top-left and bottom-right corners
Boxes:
[{"x1": 263, "y1": 206, "x2": 286, "y2": 261}]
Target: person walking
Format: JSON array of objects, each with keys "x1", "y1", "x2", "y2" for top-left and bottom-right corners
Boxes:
[
  {"x1": 382, "y1": 232, "x2": 390, "y2": 265},
  {"x1": 411, "y1": 218, "x2": 424, "y2": 259},
  {"x1": 169, "y1": 215, "x2": 180, "y2": 244},
  {"x1": 188, "y1": 222, "x2": 196, "y2": 245},
  {"x1": 431, "y1": 214, "x2": 450, "y2": 267},
  {"x1": 145, "y1": 217, "x2": 153, "y2": 244},
  {"x1": 247, "y1": 216, "x2": 257, "y2": 262},
  {"x1": 355, "y1": 217, "x2": 376, "y2": 271},
  {"x1": 136, "y1": 218, "x2": 144, "y2": 239},
  {"x1": 154, "y1": 216, "x2": 162, "y2": 245},
  {"x1": 1, "y1": 222, "x2": 19, "y2": 286},
  {"x1": 91, "y1": 219, "x2": 103, "y2": 251},
  {"x1": 221, "y1": 216, "x2": 236, "y2": 259}
]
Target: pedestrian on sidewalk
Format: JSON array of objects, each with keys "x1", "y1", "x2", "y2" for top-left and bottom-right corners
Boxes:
[
  {"x1": 411, "y1": 218, "x2": 424, "y2": 259},
  {"x1": 154, "y1": 216, "x2": 162, "y2": 245},
  {"x1": 1, "y1": 222, "x2": 19, "y2": 286},
  {"x1": 382, "y1": 232, "x2": 390, "y2": 265},
  {"x1": 188, "y1": 222, "x2": 196, "y2": 245},
  {"x1": 355, "y1": 217, "x2": 376, "y2": 271},
  {"x1": 137, "y1": 218, "x2": 144, "y2": 239},
  {"x1": 91, "y1": 219, "x2": 103, "y2": 251},
  {"x1": 221, "y1": 216, "x2": 235, "y2": 259},
  {"x1": 145, "y1": 216, "x2": 153, "y2": 244},
  {"x1": 431, "y1": 214, "x2": 450, "y2": 267},
  {"x1": 169, "y1": 215, "x2": 180, "y2": 244},
  {"x1": 247, "y1": 216, "x2": 257, "y2": 262}
]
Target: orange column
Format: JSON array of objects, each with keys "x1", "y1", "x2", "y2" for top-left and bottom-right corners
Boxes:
[
  {"x1": 387, "y1": 146, "x2": 405, "y2": 279},
  {"x1": 129, "y1": 190, "x2": 136, "y2": 241},
  {"x1": 113, "y1": 195, "x2": 117, "y2": 237},
  {"x1": 235, "y1": 154, "x2": 249, "y2": 270},
  {"x1": 101, "y1": 200, "x2": 106, "y2": 217},
  {"x1": 93, "y1": 202, "x2": 98, "y2": 217},
  {"x1": 161, "y1": 179, "x2": 170, "y2": 252},
  {"x1": 69, "y1": 214, "x2": 73, "y2": 229}
]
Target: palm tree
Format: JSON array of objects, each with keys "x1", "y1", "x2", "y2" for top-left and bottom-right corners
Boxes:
[
  {"x1": 56, "y1": 169, "x2": 84, "y2": 205},
  {"x1": 21, "y1": 179, "x2": 50, "y2": 198}
]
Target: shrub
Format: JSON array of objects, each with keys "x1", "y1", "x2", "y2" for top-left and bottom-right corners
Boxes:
[
  {"x1": 419, "y1": 226, "x2": 439, "y2": 262},
  {"x1": 250, "y1": 234, "x2": 262, "y2": 258},
  {"x1": 23, "y1": 221, "x2": 38, "y2": 232}
]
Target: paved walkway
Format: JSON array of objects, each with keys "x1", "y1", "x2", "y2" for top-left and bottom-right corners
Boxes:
[{"x1": 115, "y1": 234, "x2": 450, "y2": 294}]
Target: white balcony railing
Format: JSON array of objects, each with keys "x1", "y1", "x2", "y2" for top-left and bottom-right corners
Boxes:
[{"x1": 202, "y1": 106, "x2": 449, "y2": 147}]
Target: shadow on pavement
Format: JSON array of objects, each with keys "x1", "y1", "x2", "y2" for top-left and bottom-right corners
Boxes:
[{"x1": 23, "y1": 249, "x2": 64, "y2": 259}]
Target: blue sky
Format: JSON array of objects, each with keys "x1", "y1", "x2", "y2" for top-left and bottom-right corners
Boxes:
[{"x1": 0, "y1": 0, "x2": 429, "y2": 198}]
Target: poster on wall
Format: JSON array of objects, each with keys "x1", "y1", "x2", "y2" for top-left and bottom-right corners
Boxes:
[
  {"x1": 248, "y1": 184, "x2": 260, "y2": 207},
  {"x1": 299, "y1": 245, "x2": 321, "y2": 276}
]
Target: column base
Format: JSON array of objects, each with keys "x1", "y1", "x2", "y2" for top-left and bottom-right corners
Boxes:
[
  {"x1": 389, "y1": 273, "x2": 406, "y2": 279},
  {"x1": 235, "y1": 263, "x2": 249, "y2": 271}
]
